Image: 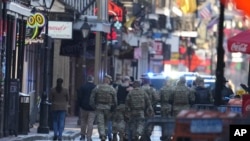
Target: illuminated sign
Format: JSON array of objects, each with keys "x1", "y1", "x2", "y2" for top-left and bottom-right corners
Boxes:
[
  {"x1": 95, "y1": 0, "x2": 123, "y2": 22},
  {"x1": 26, "y1": 12, "x2": 46, "y2": 39}
]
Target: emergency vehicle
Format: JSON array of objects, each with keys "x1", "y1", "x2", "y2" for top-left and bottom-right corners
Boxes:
[{"x1": 143, "y1": 72, "x2": 216, "y2": 116}]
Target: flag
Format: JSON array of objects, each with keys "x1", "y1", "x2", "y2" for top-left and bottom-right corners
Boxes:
[
  {"x1": 199, "y1": 3, "x2": 212, "y2": 19},
  {"x1": 207, "y1": 16, "x2": 219, "y2": 29}
]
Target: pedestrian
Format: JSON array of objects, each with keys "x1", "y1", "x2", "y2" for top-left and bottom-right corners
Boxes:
[
  {"x1": 125, "y1": 80, "x2": 153, "y2": 141},
  {"x1": 159, "y1": 79, "x2": 173, "y2": 140},
  {"x1": 169, "y1": 76, "x2": 195, "y2": 117},
  {"x1": 90, "y1": 74, "x2": 117, "y2": 141},
  {"x1": 112, "y1": 76, "x2": 133, "y2": 141},
  {"x1": 49, "y1": 78, "x2": 69, "y2": 141},
  {"x1": 113, "y1": 73, "x2": 123, "y2": 88},
  {"x1": 141, "y1": 76, "x2": 159, "y2": 141},
  {"x1": 212, "y1": 76, "x2": 234, "y2": 105},
  {"x1": 194, "y1": 77, "x2": 213, "y2": 105},
  {"x1": 77, "y1": 75, "x2": 96, "y2": 141}
]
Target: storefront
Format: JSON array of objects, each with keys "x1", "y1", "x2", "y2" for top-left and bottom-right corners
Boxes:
[{"x1": 0, "y1": 1, "x2": 33, "y2": 137}]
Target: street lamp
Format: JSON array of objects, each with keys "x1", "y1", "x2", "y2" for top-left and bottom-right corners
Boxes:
[
  {"x1": 37, "y1": 0, "x2": 55, "y2": 134},
  {"x1": 81, "y1": 17, "x2": 91, "y2": 84}
]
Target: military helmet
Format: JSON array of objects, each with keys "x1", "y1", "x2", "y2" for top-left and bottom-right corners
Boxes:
[{"x1": 105, "y1": 74, "x2": 112, "y2": 81}]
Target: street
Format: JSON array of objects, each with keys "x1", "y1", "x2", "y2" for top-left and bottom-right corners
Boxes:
[{"x1": 73, "y1": 126, "x2": 162, "y2": 141}]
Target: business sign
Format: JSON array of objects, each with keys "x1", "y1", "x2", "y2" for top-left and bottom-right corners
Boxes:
[
  {"x1": 48, "y1": 21, "x2": 72, "y2": 39},
  {"x1": 26, "y1": 12, "x2": 46, "y2": 39},
  {"x1": 95, "y1": 1, "x2": 124, "y2": 22},
  {"x1": 153, "y1": 41, "x2": 163, "y2": 55}
]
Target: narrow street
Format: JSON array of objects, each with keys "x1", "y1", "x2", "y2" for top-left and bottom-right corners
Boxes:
[{"x1": 74, "y1": 126, "x2": 162, "y2": 141}]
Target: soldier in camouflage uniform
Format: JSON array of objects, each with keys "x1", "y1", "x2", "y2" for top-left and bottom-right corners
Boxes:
[
  {"x1": 141, "y1": 76, "x2": 159, "y2": 141},
  {"x1": 169, "y1": 76, "x2": 195, "y2": 117},
  {"x1": 125, "y1": 80, "x2": 153, "y2": 141},
  {"x1": 112, "y1": 76, "x2": 133, "y2": 141},
  {"x1": 90, "y1": 75, "x2": 117, "y2": 141},
  {"x1": 159, "y1": 79, "x2": 174, "y2": 140}
]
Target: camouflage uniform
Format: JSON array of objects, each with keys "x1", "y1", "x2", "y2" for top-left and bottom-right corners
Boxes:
[
  {"x1": 141, "y1": 84, "x2": 159, "y2": 140},
  {"x1": 159, "y1": 81, "x2": 173, "y2": 140},
  {"x1": 112, "y1": 77, "x2": 133, "y2": 141},
  {"x1": 90, "y1": 83, "x2": 117, "y2": 141},
  {"x1": 170, "y1": 77, "x2": 195, "y2": 117},
  {"x1": 125, "y1": 85, "x2": 153, "y2": 141},
  {"x1": 112, "y1": 104, "x2": 126, "y2": 141}
]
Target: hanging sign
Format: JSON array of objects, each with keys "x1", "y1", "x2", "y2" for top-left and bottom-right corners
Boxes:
[
  {"x1": 48, "y1": 21, "x2": 72, "y2": 39},
  {"x1": 94, "y1": 1, "x2": 124, "y2": 22},
  {"x1": 26, "y1": 12, "x2": 46, "y2": 39}
]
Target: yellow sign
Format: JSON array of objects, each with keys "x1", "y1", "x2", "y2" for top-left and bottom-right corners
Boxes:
[
  {"x1": 26, "y1": 12, "x2": 46, "y2": 40},
  {"x1": 171, "y1": 53, "x2": 179, "y2": 60}
]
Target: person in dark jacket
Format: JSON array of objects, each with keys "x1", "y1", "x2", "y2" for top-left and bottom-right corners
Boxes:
[
  {"x1": 78, "y1": 75, "x2": 96, "y2": 141},
  {"x1": 112, "y1": 76, "x2": 133, "y2": 141},
  {"x1": 194, "y1": 77, "x2": 213, "y2": 105},
  {"x1": 212, "y1": 76, "x2": 234, "y2": 105}
]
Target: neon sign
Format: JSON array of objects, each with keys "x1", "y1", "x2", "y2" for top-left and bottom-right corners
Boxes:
[
  {"x1": 94, "y1": 0, "x2": 123, "y2": 22},
  {"x1": 26, "y1": 12, "x2": 46, "y2": 40}
]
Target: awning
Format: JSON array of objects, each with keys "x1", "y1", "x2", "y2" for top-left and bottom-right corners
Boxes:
[
  {"x1": 6, "y1": 2, "x2": 32, "y2": 17},
  {"x1": 227, "y1": 30, "x2": 250, "y2": 54},
  {"x1": 73, "y1": 15, "x2": 111, "y2": 33}
]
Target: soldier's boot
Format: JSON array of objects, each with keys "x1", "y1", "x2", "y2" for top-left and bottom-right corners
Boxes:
[
  {"x1": 132, "y1": 136, "x2": 140, "y2": 141},
  {"x1": 118, "y1": 133, "x2": 124, "y2": 141},
  {"x1": 139, "y1": 134, "x2": 151, "y2": 141},
  {"x1": 113, "y1": 133, "x2": 118, "y2": 141},
  {"x1": 100, "y1": 135, "x2": 106, "y2": 141},
  {"x1": 123, "y1": 134, "x2": 129, "y2": 141}
]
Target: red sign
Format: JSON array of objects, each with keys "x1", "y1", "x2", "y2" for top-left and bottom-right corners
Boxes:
[
  {"x1": 221, "y1": 0, "x2": 250, "y2": 17},
  {"x1": 95, "y1": 0, "x2": 123, "y2": 22},
  {"x1": 153, "y1": 41, "x2": 163, "y2": 55},
  {"x1": 242, "y1": 94, "x2": 250, "y2": 117},
  {"x1": 107, "y1": 27, "x2": 117, "y2": 40},
  {"x1": 227, "y1": 30, "x2": 250, "y2": 54}
]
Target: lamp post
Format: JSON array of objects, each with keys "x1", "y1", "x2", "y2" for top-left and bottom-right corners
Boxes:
[
  {"x1": 81, "y1": 17, "x2": 91, "y2": 84},
  {"x1": 37, "y1": 0, "x2": 54, "y2": 134}
]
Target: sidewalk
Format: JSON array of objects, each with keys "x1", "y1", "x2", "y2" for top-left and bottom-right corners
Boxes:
[{"x1": 0, "y1": 116, "x2": 81, "y2": 141}]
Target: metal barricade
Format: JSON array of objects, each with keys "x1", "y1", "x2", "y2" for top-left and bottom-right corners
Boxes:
[{"x1": 192, "y1": 104, "x2": 217, "y2": 111}]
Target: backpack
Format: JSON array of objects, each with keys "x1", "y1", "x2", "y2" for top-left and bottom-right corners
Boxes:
[{"x1": 195, "y1": 87, "x2": 211, "y2": 104}]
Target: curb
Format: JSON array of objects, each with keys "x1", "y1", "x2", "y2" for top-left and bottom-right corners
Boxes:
[{"x1": 15, "y1": 131, "x2": 81, "y2": 141}]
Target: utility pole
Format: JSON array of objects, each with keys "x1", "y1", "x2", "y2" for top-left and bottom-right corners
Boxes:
[
  {"x1": 38, "y1": 0, "x2": 55, "y2": 133},
  {"x1": 214, "y1": 2, "x2": 225, "y2": 106},
  {"x1": 94, "y1": 0, "x2": 108, "y2": 84},
  {"x1": 0, "y1": 0, "x2": 6, "y2": 137},
  {"x1": 37, "y1": 9, "x2": 50, "y2": 133}
]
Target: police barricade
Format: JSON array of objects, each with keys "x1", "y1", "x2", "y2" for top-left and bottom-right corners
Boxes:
[
  {"x1": 172, "y1": 110, "x2": 239, "y2": 141},
  {"x1": 192, "y1": 104, "x2": 217, "y2": 111},
  {"x1": 217, "y1": 105, "x2": 242, "y2": 116},
  {"x1": 192, "y1": 104, "x2": 242, "y2": 116}
]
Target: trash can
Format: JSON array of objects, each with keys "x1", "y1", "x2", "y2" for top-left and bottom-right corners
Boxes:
[{"x1": 18, "y1": 92, "x2": 30, "y2": 135}]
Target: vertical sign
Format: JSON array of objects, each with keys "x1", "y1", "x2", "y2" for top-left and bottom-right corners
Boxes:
[
  {"x1": 153, "y1": 41, "x2": 163, "y2": 55},
  {"x1": 242, "y1": 94, "x2": 250, "y2": 117}
]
